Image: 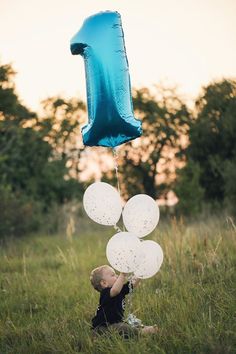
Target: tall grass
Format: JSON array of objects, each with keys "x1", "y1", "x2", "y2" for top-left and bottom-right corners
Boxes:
[{"x1": 0, "y1": 215, "x2": 235, "y2": 353}]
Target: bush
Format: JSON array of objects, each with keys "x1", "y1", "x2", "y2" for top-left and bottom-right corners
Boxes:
[
  {"x1": 223, "y1": 158, "x2": 236, "y2": 215},
  {"x1": 174, "y1": 160, "x2": 205, "y2": 216},
  {"x1": 0, "y1": 185, "x2": 43, "y2": 238}
]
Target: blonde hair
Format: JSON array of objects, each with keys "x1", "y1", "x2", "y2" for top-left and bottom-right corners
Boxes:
[{"x1": 90, "y1": 265, "x2": 110, "y2": 292}]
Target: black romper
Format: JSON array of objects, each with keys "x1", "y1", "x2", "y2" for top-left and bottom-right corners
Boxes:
[{"x1": 92, "y1": 282, "x2": 132, "y2": 329}]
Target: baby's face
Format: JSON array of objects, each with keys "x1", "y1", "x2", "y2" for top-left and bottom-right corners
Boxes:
[{"x1": 101, "y1": 267, "x2": 118, "y2": 288}]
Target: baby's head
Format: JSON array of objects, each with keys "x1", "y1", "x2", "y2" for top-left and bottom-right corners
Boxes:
[{"x1": 90, "y1": 265, "x2": 118, "y2": 292}]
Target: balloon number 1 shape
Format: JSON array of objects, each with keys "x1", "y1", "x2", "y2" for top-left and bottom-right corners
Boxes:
[{"x1": 70, "y1": 11, "x2": 142, "y2": 148}]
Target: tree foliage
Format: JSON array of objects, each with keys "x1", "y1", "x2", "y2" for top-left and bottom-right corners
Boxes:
[
  {"x1": 174, "y1": 160, "x2": 204, "y2": 215},
  {"x1": 106, "y1": 87, "x2": 191, "y2": 200},
  {"x1": 0, "y1": 63, "x2": 85, "y2": 237},
  {"x1": 175, "y1": 79, "x2": 236, "y2": 213},
  {"x1": 1, "y1": 60, "x2": 236, "y2": 233}
]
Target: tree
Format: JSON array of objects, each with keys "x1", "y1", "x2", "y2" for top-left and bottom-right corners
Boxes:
[
  {"x1": 105, "y1": 86, "x2": 191, "y2": 200},
  {"x1": 0, "y1": 64, "x2": 34, "y2": 120},
  {"x1": 0, "y1": 62, "x2": 86, "y2": 236},
  {"x1": 0, "y1": 63, "x2": 46, "y2": 236},
  {"x1": 176, "y1": 80, "x2": 236, "y2": 213},
  {"x1": 0, "y1": 63, "x2": 38, "y2": 191},
  {"x1": 223, "y1": 158, "x2": 236, "y2": 210},
  {"x1": 174, "y1": 160, "x2": 204, "y2": 215},
  {"x1": 185, "y1": 79, "x2": 236, "y2": 204}
]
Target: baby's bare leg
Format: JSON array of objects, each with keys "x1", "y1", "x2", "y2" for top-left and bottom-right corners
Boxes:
[{"x1": 140, "y1": 325, "x2": 159, "y2": 335}]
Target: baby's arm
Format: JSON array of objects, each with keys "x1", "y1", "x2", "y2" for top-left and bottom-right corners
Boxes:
[{"x1": 110, "y1": 273, "x2": 126, "y2": 297}]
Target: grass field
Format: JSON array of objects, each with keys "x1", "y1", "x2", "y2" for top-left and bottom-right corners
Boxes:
[{"x1": 0, "y1": 215, "x2": 236, "y2": 353}]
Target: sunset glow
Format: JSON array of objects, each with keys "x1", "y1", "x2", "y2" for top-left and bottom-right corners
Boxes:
[{"x1": 1, "y1": 0, "x2": 236, "y2": 111}]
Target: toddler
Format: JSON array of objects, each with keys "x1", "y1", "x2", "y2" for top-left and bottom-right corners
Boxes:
[{"x1": 90, "y1": 265, "x2": 158, "y2": 337}]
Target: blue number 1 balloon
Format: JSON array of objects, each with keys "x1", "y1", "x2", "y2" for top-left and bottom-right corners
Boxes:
[{"x1": 70, "y1": 11, "x2": 142, "y2": 148}]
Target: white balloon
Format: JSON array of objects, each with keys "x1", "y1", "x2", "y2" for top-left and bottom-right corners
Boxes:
[
  {"x1": 122, "y1": 194, "x2": 160, "y2": 238},
  {"x1": 83, "y1": 182, "x2": 122, "y2": 226},
  {"x1": 134, "y1": 240, "x2": 163, "y2": 279},
  {"x1": 106, "y1": 232, "x2": 142, "y2": 273}
]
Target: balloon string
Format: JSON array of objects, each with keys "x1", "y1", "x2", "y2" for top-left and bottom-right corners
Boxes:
[
  {"x1": 113, "y1": 148, "x2": 121, "y2": 197},
  {"x1": 127, "y1": 275, "x2": 133, "y2": 312},
  {"x1": 112, "y1": 151, "x2": 139, "y2": 326},
  {"x1": 112, "y1": 148, "x2": 124, "y2": 232},
  {"x1": 125, "y1": 277, "x2": 143, "y2": 328}
]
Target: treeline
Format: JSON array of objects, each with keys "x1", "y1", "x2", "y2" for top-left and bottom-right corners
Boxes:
[
  {"x1": 0, "y1": 62, "x2": 236, "y2": 237},
  {"x1": 110, "y1": 81, "x2": 236, "y2": 216},
  {"x1": 0, "y1": 63, "x2": 85, "y2": 237}
]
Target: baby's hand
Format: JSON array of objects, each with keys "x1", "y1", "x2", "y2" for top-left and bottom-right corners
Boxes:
[{"x1": 120, "y1": 272, "x2": 129, "y2": 277}]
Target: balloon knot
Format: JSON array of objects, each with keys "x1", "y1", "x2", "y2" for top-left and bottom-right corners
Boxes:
[{"x1": 114, "y1": 224, "x2": 122, "y2": 232}]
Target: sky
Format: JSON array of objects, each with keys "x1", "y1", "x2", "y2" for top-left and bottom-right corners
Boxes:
[{"x1": 1, "y1": 0, "x2": 236, "y2": 112}]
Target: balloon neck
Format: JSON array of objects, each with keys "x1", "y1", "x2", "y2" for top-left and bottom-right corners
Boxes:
[{"x1": 114, "y1": 224, "x2": 122, "y2": 232}]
